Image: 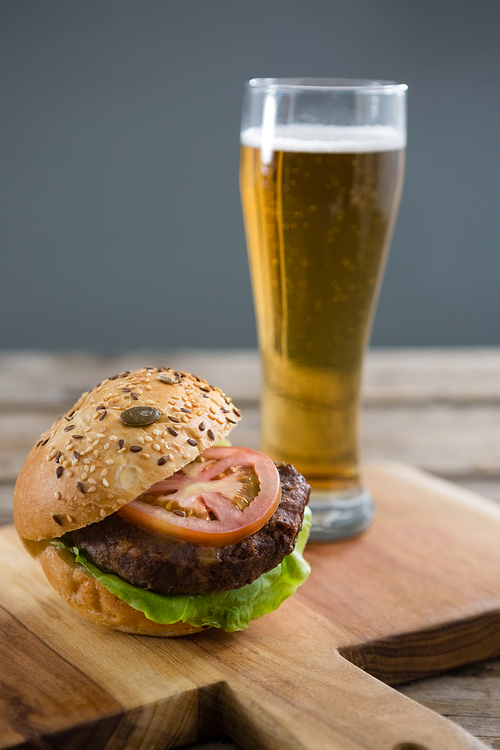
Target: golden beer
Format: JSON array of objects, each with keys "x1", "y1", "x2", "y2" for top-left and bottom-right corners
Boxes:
[{"x1": 240, "y1": 126, "x2": 405, "y2": 491}]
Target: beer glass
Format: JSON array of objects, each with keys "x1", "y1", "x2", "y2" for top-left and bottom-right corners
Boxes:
[{"x1": 240, "y1": 79, "x2": 406, "y2": 541}]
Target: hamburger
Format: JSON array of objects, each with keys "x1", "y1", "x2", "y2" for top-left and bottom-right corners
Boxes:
[{"x1": 13, "y1": 366, "x2": 311, "y2": 636}]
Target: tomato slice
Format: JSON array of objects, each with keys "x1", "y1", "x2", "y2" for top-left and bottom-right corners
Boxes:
[{"x1": 117, "y1": 446, "x2": 281, "y2": 546}]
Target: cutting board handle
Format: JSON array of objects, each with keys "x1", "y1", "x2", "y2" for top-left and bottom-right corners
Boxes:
[{"x1": 219, "y1": 648, "x2": 487, "y2": 749}]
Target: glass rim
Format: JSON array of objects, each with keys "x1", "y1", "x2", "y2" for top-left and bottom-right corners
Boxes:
[{"x1": 247, "y1": 77, "x2": 408, "y2": 93}]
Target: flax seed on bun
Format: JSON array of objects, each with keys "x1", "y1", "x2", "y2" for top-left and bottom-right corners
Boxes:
[{"x1": 13, "y1": 367, "x2": 241, "y2": 543}]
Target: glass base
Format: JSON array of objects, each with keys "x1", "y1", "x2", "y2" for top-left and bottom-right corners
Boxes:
[{"x1": 308, "y1": 487, "x2": 374, "y2": 542}]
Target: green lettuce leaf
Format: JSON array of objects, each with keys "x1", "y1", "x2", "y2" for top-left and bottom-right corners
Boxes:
[{"x1": 51, "y1": 507, "x2": 311, "y2": 632}]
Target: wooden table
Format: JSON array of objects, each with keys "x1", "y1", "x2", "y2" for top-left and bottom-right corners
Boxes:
[{"x1": 2, "y1": 347, "x2": 500, "y2": 749}]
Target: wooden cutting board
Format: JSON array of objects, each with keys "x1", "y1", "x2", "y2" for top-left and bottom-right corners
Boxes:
[{"x1": 1, "y1": 461, "x2": 500, "y2": 750}]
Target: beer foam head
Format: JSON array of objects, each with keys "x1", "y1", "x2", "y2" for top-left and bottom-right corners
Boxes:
[{"x1": 241, "y1": 124, "x2": 406, "y2": 164}]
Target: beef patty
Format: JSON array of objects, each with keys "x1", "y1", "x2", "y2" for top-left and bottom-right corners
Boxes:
[{"x1": 66, "y1": 463, "x2": 310, "y2": 596}]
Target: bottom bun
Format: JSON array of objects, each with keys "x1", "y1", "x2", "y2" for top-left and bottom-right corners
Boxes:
[{"x1": 33, "y1": 542, "x2": 209, "y2": 637}]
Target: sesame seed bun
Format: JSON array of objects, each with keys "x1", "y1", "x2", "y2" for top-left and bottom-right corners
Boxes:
[{"x1": 13, "y1": 367, "x2": 242, "y2": 542}]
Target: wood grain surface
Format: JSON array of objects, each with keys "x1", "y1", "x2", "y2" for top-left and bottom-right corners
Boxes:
[
  {"x1": 1, "y1": 348, "x2": 500, "y2": 748},
  {"x1": 1, "y1": 462, "x2": 500, "y2": 749}
]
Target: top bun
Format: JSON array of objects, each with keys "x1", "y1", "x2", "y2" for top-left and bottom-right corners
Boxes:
[{"x1": 14, "y1": 367, "x2": 241, "y2": 542}]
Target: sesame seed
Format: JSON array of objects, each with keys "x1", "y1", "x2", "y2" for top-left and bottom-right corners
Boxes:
[
  {"x1": 103, "y1": 443, "x2": 110, "y2": 450},
  {"x1": 93, "y1": 450, "x2": 100, "y2": 457},
  {"x1": 100, "y1": 509, "x2": 106, "y2": 518},
  {"x1": 88, "y1": 478, "x2": 96, "y2": 485},
  {"x1": 56, "y1": 466, "x2": 64, "y2": 478},
  {"x1": 76, "y1": 482, "x2": 86, "y2": 493},
  {"x1": 73, "y1": 451, "x2": 80, "y2": 461},
  {"x1": 145, "y1": 384, "x2": 152, "y2": 390},
  {"x1": 144, "y1": 435, "x2": 153, "y2": 443},
  {"x1": 118, "y1": 447, "x2": 126, "y2": 454},
  {"x1": 167, "y1": 427, "x2": 178, "y2": 437},
  {"x1": 207, "y1": 429, "x2": 215, "y2": 441},
  {"x1": 101, "y1": 469, "x2": 108, "y2": 477},
  {"x1": 106, "y1": 493, "x2": 114, "y2": 500},
  {"x1": 105, "y1": 459, "x2": 114, "y2": 465},
  {"x1": 137, "y1": 436, "x2": 145, "y2": 444},
  {"x1": 153, "y1": 429, "x2": 161, "y2": 436},
  {"x1": 130, "y1": 392, "x2": 139, "y2": 400},
  {"x1": 96, "y1": 405, "x2": 106, "y2": 411},
  {"x1": 50, "y1": 447, "x2": 58, "y2": 459},
  {"x1": 102, "y1": 478, "x2": 110, "y2": 487},
  {"x1": 54, "y1": 491, "x2": 61, "y2": 501},
  {"x1": 146, "y1": 399, "x2": 155, "y2": 406},
  {"x1": 157, "y1": 373, "x2": 176, "y2": 384},
  {"x1": 98, "y1": 411, "x2": 107, "y2": 421},
  {"x1": 118, "y1": 439, "x2": 125, "y2": 449},
  {"x1": 109, "y1": 435, "x2": 117, "y2": 442},
  {"x1": 187, "y1": 438, "x2": 198, "y2": 446},
  {"x1": 67, "y1": 470, "x2": 74, "y2": 477},
  {"x1": 89, "y1": 465, "x2": 96, "y2": 473},
  {"x1": 87, "y1": 486, "x2": 97, "y2": 493},
  {"x1": 169, "y1": 416, "x2": 180, "y2": 423},
  {"x1": 73, "y1": 435, "x2": 83, "y2": 439},
  {"x1": 130, "y1": 445, "x2": 142, "y2": 452},
  {"x1": 55, "y1": 451, "x2": 62, "y2": 463},
  {"x1": 117, "y1": 498, "x2": 127, "y2": 506},
  {"x1": 152, "y1": 443, "x2": 161, "y2": 451},
  {"x1": 121, "y1": 388, "x2": 131, "y2": 392},
  {"x1": 140, "y1": 454, "x2": 150, "y2": 460}
]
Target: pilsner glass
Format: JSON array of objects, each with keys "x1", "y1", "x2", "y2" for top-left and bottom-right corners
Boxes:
[{"x1": 239, "y1": 78, "x2": 406, "y2": 541}]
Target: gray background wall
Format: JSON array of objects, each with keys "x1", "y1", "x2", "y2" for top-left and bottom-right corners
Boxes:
[{"x1": 1, "y1": 0, "x2": 499, "y2": 351}]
